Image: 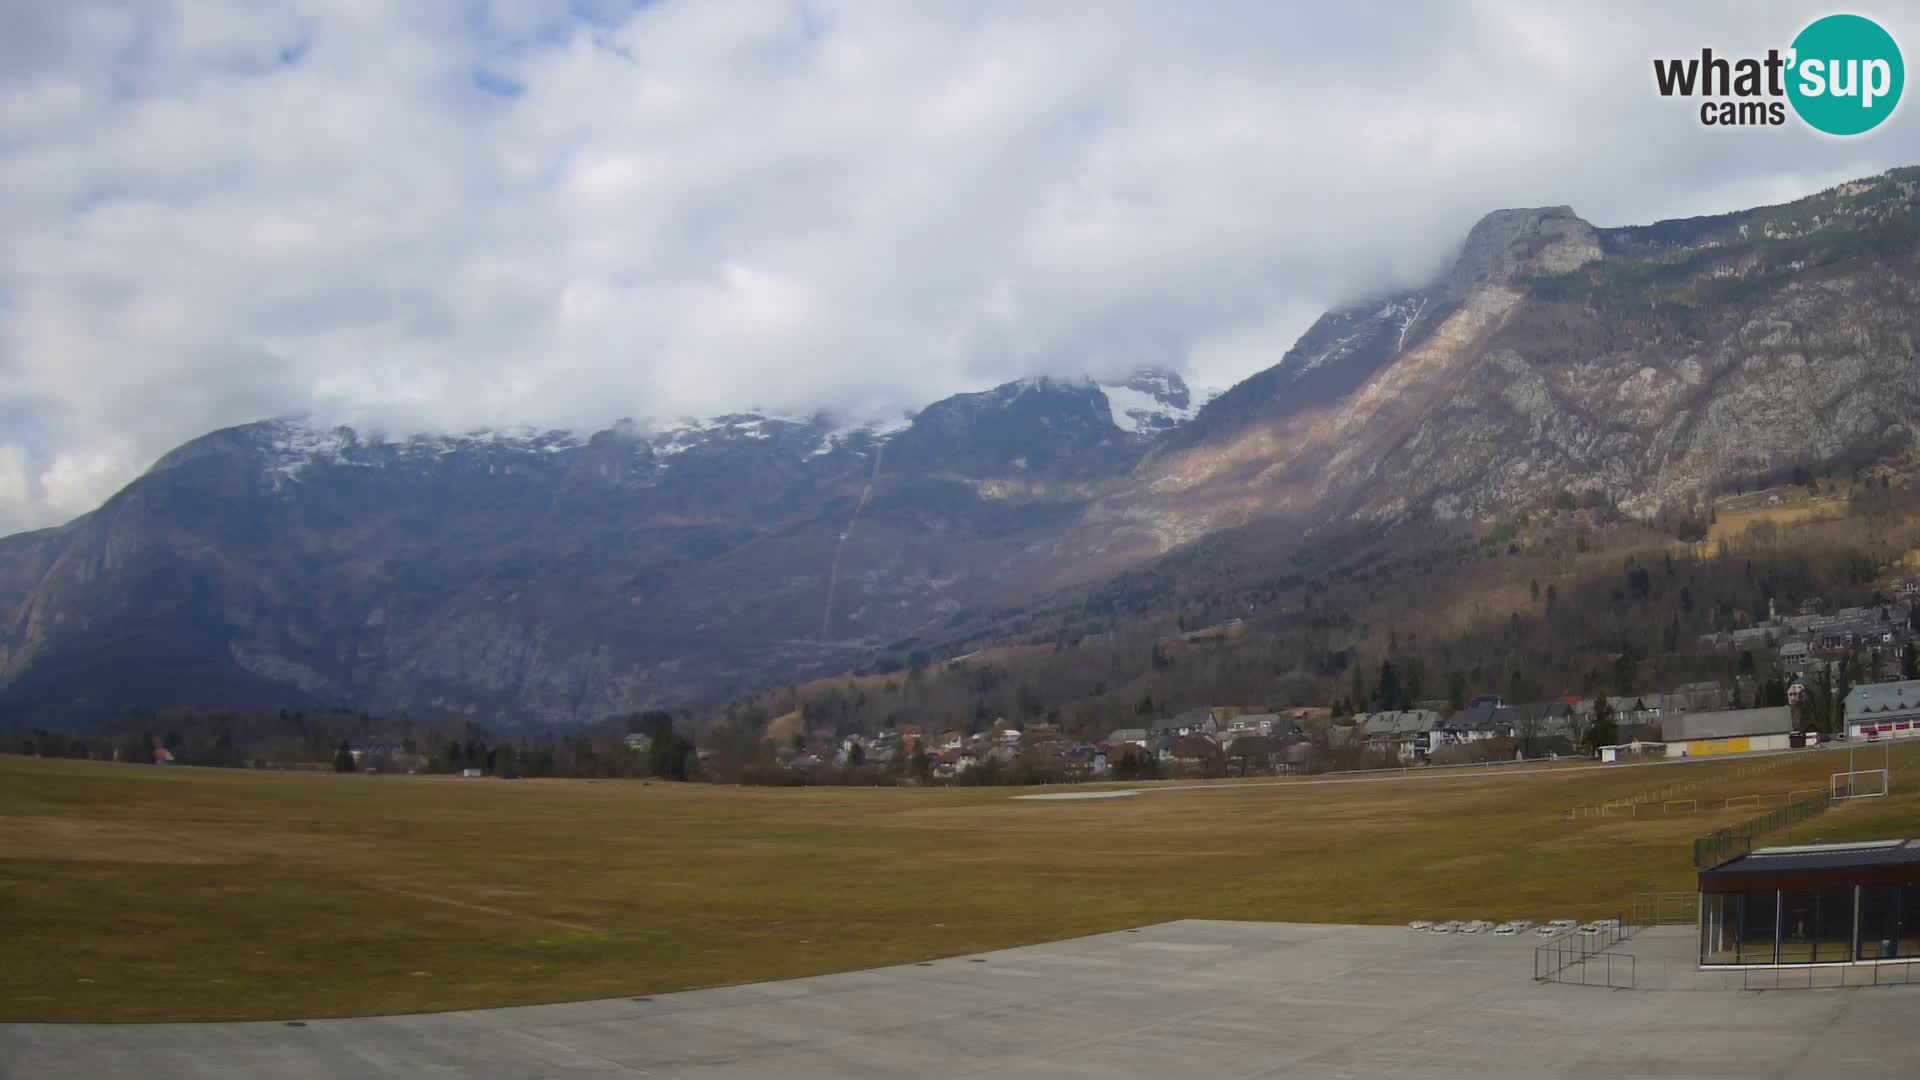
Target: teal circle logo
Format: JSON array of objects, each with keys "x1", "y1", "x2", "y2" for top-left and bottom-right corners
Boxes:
[{"x1": 1787, "y1": 14, "x2": 1904, "y2": 135}]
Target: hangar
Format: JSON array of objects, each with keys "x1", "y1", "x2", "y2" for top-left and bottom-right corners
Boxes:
[
  {"x1": 1699, "y1": 839, "x2": 1920, "y2": 966},
  {"x1": 1664, "y1": 705, "x2": 1793, "y2": 758}
]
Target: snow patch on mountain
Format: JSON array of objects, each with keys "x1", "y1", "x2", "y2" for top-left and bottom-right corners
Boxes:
[
  {"x1": 260, "y1": 418, "x2": 588, "y2": 481},
  {"x1": 1282, "y1": 290, "x2": 1431, "y2": 381},
  {"x1": 253, "y1": 369, "x2": 1208, "y2": 486},
  {"x1": 809, "y1": 413, "x2": 916, "y2": 458},
  {"x1": 1098, "y1": 370, "x2": 1215, "y2": 434}
]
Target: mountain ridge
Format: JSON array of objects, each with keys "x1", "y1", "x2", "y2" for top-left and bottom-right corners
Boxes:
[{"x1": 6, "y1": 169, "x2": 1920, "y2": 727}]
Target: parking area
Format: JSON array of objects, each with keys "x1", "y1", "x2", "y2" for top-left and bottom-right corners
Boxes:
[
  {"x1": 1406, "y1": 916, "x2": 1613, "y2": 939},
  {"x1": 4, "y1": 920, "x2": 1917, "y2": 1079}
]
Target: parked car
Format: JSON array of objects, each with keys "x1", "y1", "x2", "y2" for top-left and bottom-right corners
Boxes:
[
  {"x1": 1430, "y1": 920, "x2": 1461, "y2": 934},
  {"x1": 1504, "y1": 920, "x2": 1536, "y2": 934},
  {"x1": 1408, "y1": 920, "x2": 1434, "y2": 931}
]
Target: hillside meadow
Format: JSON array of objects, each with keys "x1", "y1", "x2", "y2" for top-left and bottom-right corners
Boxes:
[{"x1": 2, "y1": 746, "x2": 1917, "y2": 1021}]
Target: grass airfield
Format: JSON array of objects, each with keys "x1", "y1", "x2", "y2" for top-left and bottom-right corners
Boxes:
[{"x1": 2, "y1": 747, "x2": 1916, "y2": 1021}]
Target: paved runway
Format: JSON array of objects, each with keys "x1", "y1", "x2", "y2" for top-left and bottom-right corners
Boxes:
[{"x1": 4, "y1": 921, "x2": 1917, "y2": 1078}]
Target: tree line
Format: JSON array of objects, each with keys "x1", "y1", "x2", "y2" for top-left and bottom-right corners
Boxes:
[{"x1": 6, "y1": 706, "x2": 703, "y2": 782}]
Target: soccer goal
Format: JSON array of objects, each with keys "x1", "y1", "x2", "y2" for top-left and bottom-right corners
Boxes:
[
  {"x1": 1601, "y1": 800, "x2": 1636, "y2": 817},
  {"x1": 1662, "y1": 799, "x2": 1697, "y2": 814},
  {"x1": 1832, "y1": 769, "x2": 1891, "y2": 800},
  {"x1": 1724, "y1": 794, "x2": 1760, "y2": 810}
]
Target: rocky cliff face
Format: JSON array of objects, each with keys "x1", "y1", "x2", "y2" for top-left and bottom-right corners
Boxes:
[
  {"x1": 1107, "y1": 168, "x2": 1920, "y2": 551},
  {"x1": 4, "y1": 171, "x2": 1919, "y2": 725},
  {"x1": 1439, "y1": 206, "x2": 1601, "y2": 297}
]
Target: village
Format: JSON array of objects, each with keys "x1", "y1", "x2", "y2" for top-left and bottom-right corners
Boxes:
[{"x1": 750, "y1": 586, "x2": 1920, "y2": 784}]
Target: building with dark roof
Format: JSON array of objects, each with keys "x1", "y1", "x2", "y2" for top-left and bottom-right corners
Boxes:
[
  {"x1": 1698, "y1": 840, "x2": 1920, "y2": 966},
  {"x1": 1353, "y1": 709, "x2": 1445, "y2": 762},
  {"x1": 1150, "y1": 708, "x2": 1217, "y2": 737},
  {"x1": 1510, "y1": 702, "x2": 1579, "y2": 758},
  {"x1": 1447, "y1": 702, "x2": 1516, "y2": 741}
]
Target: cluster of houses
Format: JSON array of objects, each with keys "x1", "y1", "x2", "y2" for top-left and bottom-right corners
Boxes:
[
  {"x1": 766, "y1": 708, "x2": 1335, "y2": 780},
  {"x1": 1700, "y1": 595, "x2": 1915, "y2": 671},
  {"x1": 756, "y1": 593, "x2": 1920, "y2": 781},
  {"x1": 760, "y1": 661, "x2": 1909, "y2": 780},
  {"x1": 1338, "y1": 682, "x2": 1754, "y2": 765},
  {"x1": 768, "y1": 724, "x2": 1021, "y2": 777},
  {"x1": 1107, "y1": 707, "x2": 1327, "y2": 773},
  {"x1": 1159, "y1": 682, "x2": 1836, "y2": 771},
  {"x1": 766, "y1": 677, "x2": 1846, "y2": 781}
]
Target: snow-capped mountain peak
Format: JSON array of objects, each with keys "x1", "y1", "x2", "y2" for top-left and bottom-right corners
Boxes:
[{"x1": 227, "y1": 368, "x2": 1220, "y2": 490}]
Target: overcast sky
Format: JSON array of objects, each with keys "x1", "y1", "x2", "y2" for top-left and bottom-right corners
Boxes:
[{"x1": 2, "y1": 1, "x2": 1918, "y2": 534}]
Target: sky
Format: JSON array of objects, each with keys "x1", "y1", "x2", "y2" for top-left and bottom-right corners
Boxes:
[{"x1": 2, "y1": 1, "x2": 1919, "y2": 534}]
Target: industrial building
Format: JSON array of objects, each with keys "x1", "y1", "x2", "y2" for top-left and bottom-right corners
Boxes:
[{"x1": 1662, "y1": 706, "x2": 1793, "y2": 757}]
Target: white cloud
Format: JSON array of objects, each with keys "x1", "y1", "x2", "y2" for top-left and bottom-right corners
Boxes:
[
  {"x1": 1, "y1": 1, "x2": 1917, "y2": 532},
  {"x1": 0, "y1": 446, "x2": 33, "y2": 512},
  {"x1": 40, "y1": 445, "x2": 141, "y2": 521}
]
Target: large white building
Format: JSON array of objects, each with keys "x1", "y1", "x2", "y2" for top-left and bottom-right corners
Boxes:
[
  {"x1": 1662, "y1": 706, "x2": 1794, "y2": 757},
  {"x1": 1844, "y1": 680, "x2": 1920, "y2": 742}
]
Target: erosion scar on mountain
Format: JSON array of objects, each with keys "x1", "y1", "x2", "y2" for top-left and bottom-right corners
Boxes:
[{"x1": 820, "y1": 443, "x2": 884, "y2": 641}]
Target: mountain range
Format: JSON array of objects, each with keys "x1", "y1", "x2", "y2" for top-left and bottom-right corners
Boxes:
[{"x1": 5, "y1": 168, "x2": 1919, "y2": 727}]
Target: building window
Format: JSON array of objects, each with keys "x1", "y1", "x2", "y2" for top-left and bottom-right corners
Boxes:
[
  {"x1": 1903, "y1": 884, "x2": 1920, "y2": 959},
  {"x1": 1814, "y1": 886, "x2": 1854, "y2": 962},
  {"x1": 1778, "y1": 889, "x2": 1818, "y2": 963},
  {"x1": 1739, "y1": 890, "x2": 1778, "y2": 965},
  {"x1": 1860, "y1": 885, "x2": 1900, "y2": 960},
  {"x1": 1712, "y1": 891, "x2": 1758, "y2": 957},
  {"x1": 1702, "y1": 893, "x2": 1739, "y2": 965}
]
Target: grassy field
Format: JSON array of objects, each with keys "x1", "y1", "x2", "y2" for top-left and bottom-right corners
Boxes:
[
  {"x1": 1706, "y1": 498, "x2": 1848, "y2": 546},
  {"x1": 3, "y1": 746, "x2": 1917, "y2": 1022}
]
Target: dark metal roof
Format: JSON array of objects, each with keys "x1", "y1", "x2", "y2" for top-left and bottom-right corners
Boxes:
[
  {"x1": 1700, "y1": 839, "x2": 1920, "y2": 882},
  {"x1": 1448, "y1": 702, "x2": 1515, "y2": 731}
]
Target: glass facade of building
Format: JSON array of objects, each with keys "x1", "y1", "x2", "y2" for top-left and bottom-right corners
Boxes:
[{"x1": 1701, "y1": 882, "x2": 1920, "y2": 966}]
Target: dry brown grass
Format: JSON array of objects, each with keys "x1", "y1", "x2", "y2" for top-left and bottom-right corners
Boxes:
[
  {"x1": 1, "y1": 747, "x2": 1915, "y2": 1022},
  {"x1": 1707, "y1": 500, "x2": 1849, "y2": 546}
]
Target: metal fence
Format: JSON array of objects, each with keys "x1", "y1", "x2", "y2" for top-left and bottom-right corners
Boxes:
[
  {"x1": 1563, "y1": 752, "x2": 1804, "y2": 820},
  {"x1": 1691, "y1": 790, "x2": 1831, "y2": 869},
  {"x1": 1533, "y1": 917, "x2": 1633, "y2": 986}
]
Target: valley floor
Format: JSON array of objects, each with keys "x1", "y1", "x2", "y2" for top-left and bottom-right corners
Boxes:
[{"x1": 1, "y1": 748, "x2": 1917, "y2": 1022}]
